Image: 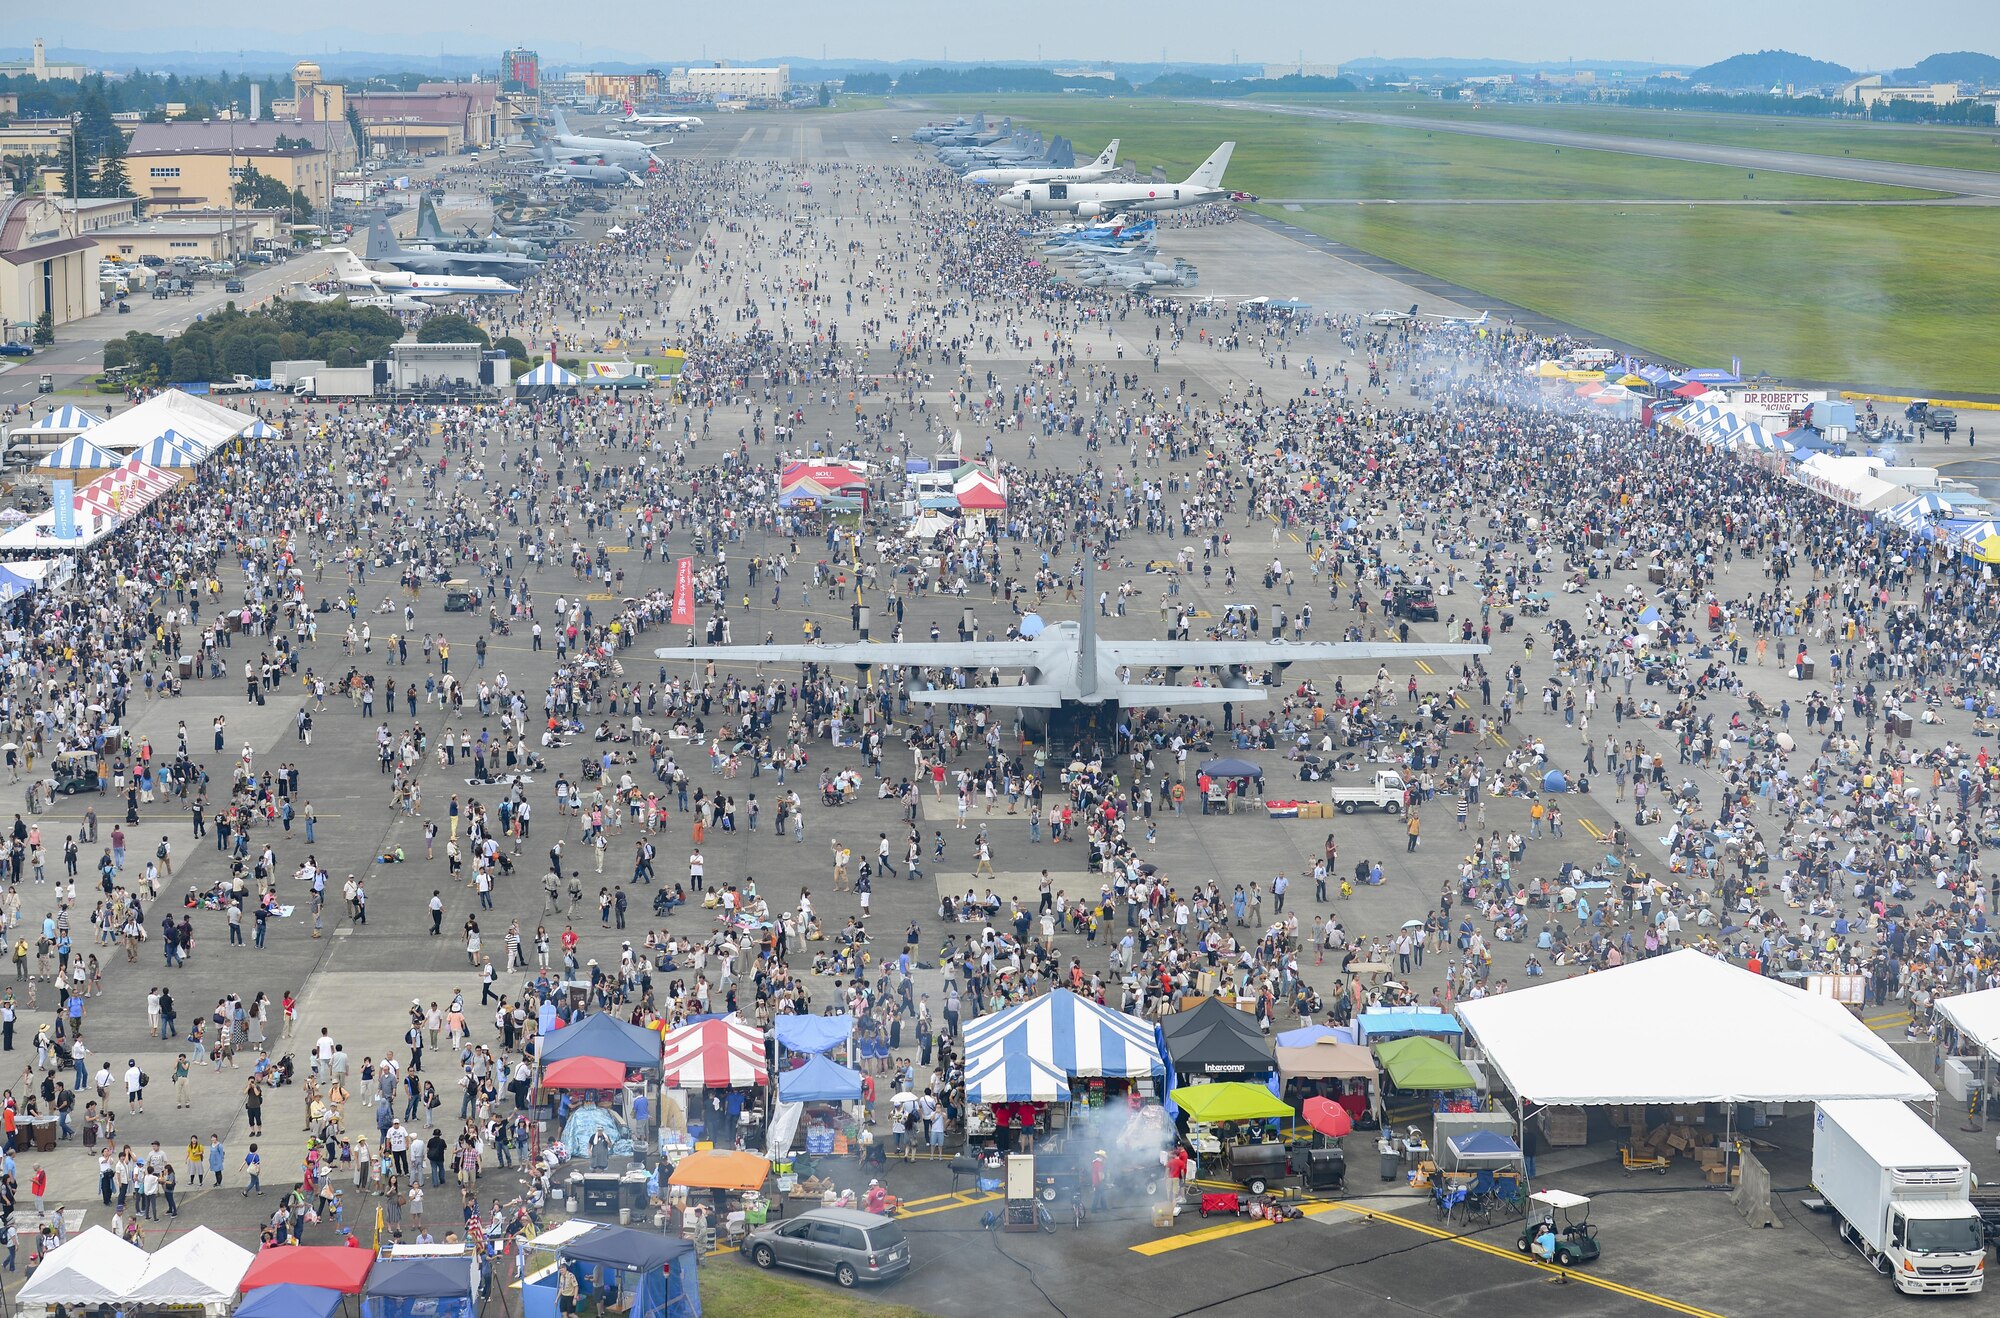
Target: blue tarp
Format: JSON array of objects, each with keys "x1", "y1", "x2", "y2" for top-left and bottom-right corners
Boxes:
[
  {"x1": 238, "y1": 1284, "x2": 345, "y2": 1318},
  {"x1": 772, "y1": 1013, "x2": 853, "y2": 1055},
  {"x1": 560, "y1": 1104, "x2": 636, "y2": 1160},
  {"x1": 540, "y1": 1012, "x2": 663, "y2": 1068},
  {"x1": 1355, "y1": 1010, "x2": 1464, "y2": 1043},
  {"x1": 778, "y1": 1053, "x2": 864, "y2": 1103},
  {"x1": 0, "y1": 566, "x2": 41, "y2": 599}
]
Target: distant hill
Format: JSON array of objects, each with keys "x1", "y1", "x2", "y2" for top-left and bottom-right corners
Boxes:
[
  {"x1": 1894, "y1": 51, "x2": 2000, "y2": 85},
  {"x1": 1691, "y1": 49, "x2": 1853, "y2": 88}
]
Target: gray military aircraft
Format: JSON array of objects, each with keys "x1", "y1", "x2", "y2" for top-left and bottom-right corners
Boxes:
[
  {"x1": 363, "y1": 218, "x2": 543, "y2": 279},
  {"x1": 656, "y1": 563, "x2": 1483, "y2": 737},
  {"x1": 530, "y1": 141, "x2": 646, "y2": 188}
]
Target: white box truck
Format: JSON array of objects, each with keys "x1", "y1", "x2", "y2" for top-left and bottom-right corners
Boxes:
[
  {"x1": 293, "y1": 366, "x2": 377, "y2": 399},
  {"x1": 1812, "y1": 1100, "x2": 1984, "y2": 1295},
  {"x1": 1329, "y1": 769, "x2": 1408, "y2": 815}
]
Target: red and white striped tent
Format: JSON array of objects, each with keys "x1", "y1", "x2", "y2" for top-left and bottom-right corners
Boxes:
[
  {"x1": 953, "y1": 468, "x2": 1007, "y2": 512},
  {"x1": 658, "y1": 1016, "x2": 769, "y2": 1089}
]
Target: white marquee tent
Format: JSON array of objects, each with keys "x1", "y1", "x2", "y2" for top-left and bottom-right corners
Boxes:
[
  {"x1": 1937, "y1": 987, "x2": 2000, "y2": 1058},
  {"x1": 80, "y1": 389, "x2": 257, "y2": 453},
  {"x1": 17, "y1": 1226, "x2": 148, "y2": 1306},
  {"x1": 1456, "y1": 949, "x2": 1932, "y2": 1107},
  {"x1": 127, "y1": 1225, "x2": 255, "y2": 1308}
]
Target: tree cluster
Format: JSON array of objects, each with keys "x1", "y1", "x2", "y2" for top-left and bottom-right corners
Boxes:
[{"x1": 102, "y1": 299, "x2": 405, "y2": 384}]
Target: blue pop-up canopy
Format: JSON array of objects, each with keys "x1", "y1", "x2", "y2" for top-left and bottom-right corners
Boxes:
[
  {"x1": 778, "y1": 1053, "x2": 864, "y2": 1103},
  {"x1": 238, "y1": 1284, "x2": 345, "y2": 1318},
  {"x1": 362, "y1": 1257, "x2": 477, "y2": 1318},
  {"x1": 523, "y1": 1225, "x2": 701, "y2": 1318},
  {"x1": 540, "y1": 1012, "x2": 663, "y2": 1068},
  {"x1": 772, "y1": 1013, "x2": 853, "y2": 1055}
]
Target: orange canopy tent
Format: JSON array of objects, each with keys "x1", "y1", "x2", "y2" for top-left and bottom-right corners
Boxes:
[{"x1": 666, "y1": 1149, "x2": 771, "y2": 1193}]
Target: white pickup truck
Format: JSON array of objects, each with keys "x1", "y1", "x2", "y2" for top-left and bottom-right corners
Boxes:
[{"x1": 1329, "y1": 769, "x2": 1408, "y2": 815}]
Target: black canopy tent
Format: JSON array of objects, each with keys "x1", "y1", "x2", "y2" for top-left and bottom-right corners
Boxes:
[{"x1": 1162, "y1": 999, "x2": 1277, "y2": 1079}]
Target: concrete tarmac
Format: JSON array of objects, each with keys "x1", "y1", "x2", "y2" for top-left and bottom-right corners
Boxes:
[{"x1": 0, "y1": 106, "x2": 1965, "y2": 1318}]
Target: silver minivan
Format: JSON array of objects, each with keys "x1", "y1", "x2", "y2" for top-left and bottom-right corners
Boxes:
[{"x1": 741, "y1": 1207, "x2": 910, "y2": 1287}]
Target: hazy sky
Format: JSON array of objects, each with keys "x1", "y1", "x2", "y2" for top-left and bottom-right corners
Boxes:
[{"x1": 3, "y1": 0, "x2": 1994, "y2": 69}]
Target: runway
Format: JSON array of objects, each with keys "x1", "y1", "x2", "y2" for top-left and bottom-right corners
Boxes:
[{"x1": 1225, "y1": 100, "x2": 2000, "y2": 200}]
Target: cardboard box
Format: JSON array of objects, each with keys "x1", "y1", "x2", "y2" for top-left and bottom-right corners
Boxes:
[
  {"x1": 1705, "y1": 1166, "x2": 1729, "y2": 1185},
  {"x1": 1543, "y1": 1107, "x2": 1588, "y2": 1147}
]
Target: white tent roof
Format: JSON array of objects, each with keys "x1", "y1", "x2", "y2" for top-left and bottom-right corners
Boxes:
[
  {"x1": 1937, "y1": 988, "x2": 2000, "y2": 1056},
  {"x1": 18, "y1": 1226, "x2": 148, "y2": 1306},
  {"x1": 7, "y1": 404, "x2": 104, "y2": 438},
  {"x1": 129, "y1": 1225, "x2": 254, "y2": 1306},
  {"x1": 1456, "y1": 949, "x2": 1933, "y2": 1106},
  {"x1": 82, "y1": 389, "x2": 257, "y2": 453}
]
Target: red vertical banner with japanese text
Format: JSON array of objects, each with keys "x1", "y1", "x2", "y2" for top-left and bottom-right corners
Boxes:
[{"x1": 671, "y1": 557, "x2": 695, "y2": 625}]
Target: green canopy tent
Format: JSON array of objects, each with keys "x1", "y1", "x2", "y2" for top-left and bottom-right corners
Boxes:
[
  {"x1": 1374, "y1": 1036, "x2": 1476, "y2": 1091},
  {"x1": 1168, "y1": 1082, "x2": 1294, "y2": 1125}
]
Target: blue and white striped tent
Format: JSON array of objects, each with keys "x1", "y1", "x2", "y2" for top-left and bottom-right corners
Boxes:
[
  {"x1": 37, "y1": 436, "x2": 120, "y2": 469},
  {"x1": 239, "y1": 419, "x2": 280, "y2": 439},
  {"x1": 963, "y1": 1047, "x2": 1072, "y2": 1104},
  {"x1": 1885, "y1": 491, "x2": 1953, "y2": 523},
  {"x1": 136, "y1": 430, "x2": 207, "y2": 468},
  {"x1": 960, "y1": 988, "x2": 1162, "y2": 1103},
  {"x1": 517, "y1": 361, "x2": 580, "y2": 389},
  {"x1": 9, "y1": 404, "x2": 104, "y2": 439}
]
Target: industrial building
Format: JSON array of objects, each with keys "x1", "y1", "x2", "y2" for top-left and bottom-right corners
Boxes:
[
  {"x1": 1841, "y1": 76, "x2": 1965, "y2": 108},
  {"x1": 126, "y1": 121, "x2": 346, "y2": 210},
  {"x1": 668, "y1": 64, "x2": 791, "y2": 100},
  {"x1": 0, "y1": 194, "x2": 99, "y2": 342},
  {"x1": 91, "y1": 217, "x2": 256, "y2": 264}
]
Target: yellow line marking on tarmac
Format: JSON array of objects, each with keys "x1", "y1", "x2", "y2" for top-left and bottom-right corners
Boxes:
[
  {"x1": 1321, "y1": 1203, "x2": 1730, "y2": 1318},
  {"x1": 1865, "y1": 1010, "x2": 1911, "y2": 1033},
  {"x1": 1130, "y1": 1200, "x2": 1344, "y2": 1255},
  {"x1": 1415, "y1": 660, "x2": 1434, "y2": 675},
  {"x1": 1287, "y1": 532, "x2": 1302, "y2": 544},
  {"x1": 894, "y1": 1190, "x2": 1001, "y2": 1219}
]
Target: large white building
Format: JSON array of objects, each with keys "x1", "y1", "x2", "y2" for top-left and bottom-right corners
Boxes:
[
  {"x1": 669, "y1": 64, "x2": 790, "y2": 100},
  {"x1": 0, "y1": 40, "x2": 86, "y2": 82},
  {"x1": 1842, "y1": 76, "x2": 1963, "y2": 108}
]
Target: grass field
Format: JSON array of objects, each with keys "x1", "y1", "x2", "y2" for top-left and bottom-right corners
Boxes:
[
  {"x1": 699, "y1": 1258, "x2": 932, "y2": 1317},
  {"x1": 928, "y1": 98, "x2": 1941, "y2": 201},
  {"x1": 1260, "y1": 202, "x2": 2000, "y2": 394},
  {"x1": 1254, "y1": 95, "x2": 2000, "y2": 175}
]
